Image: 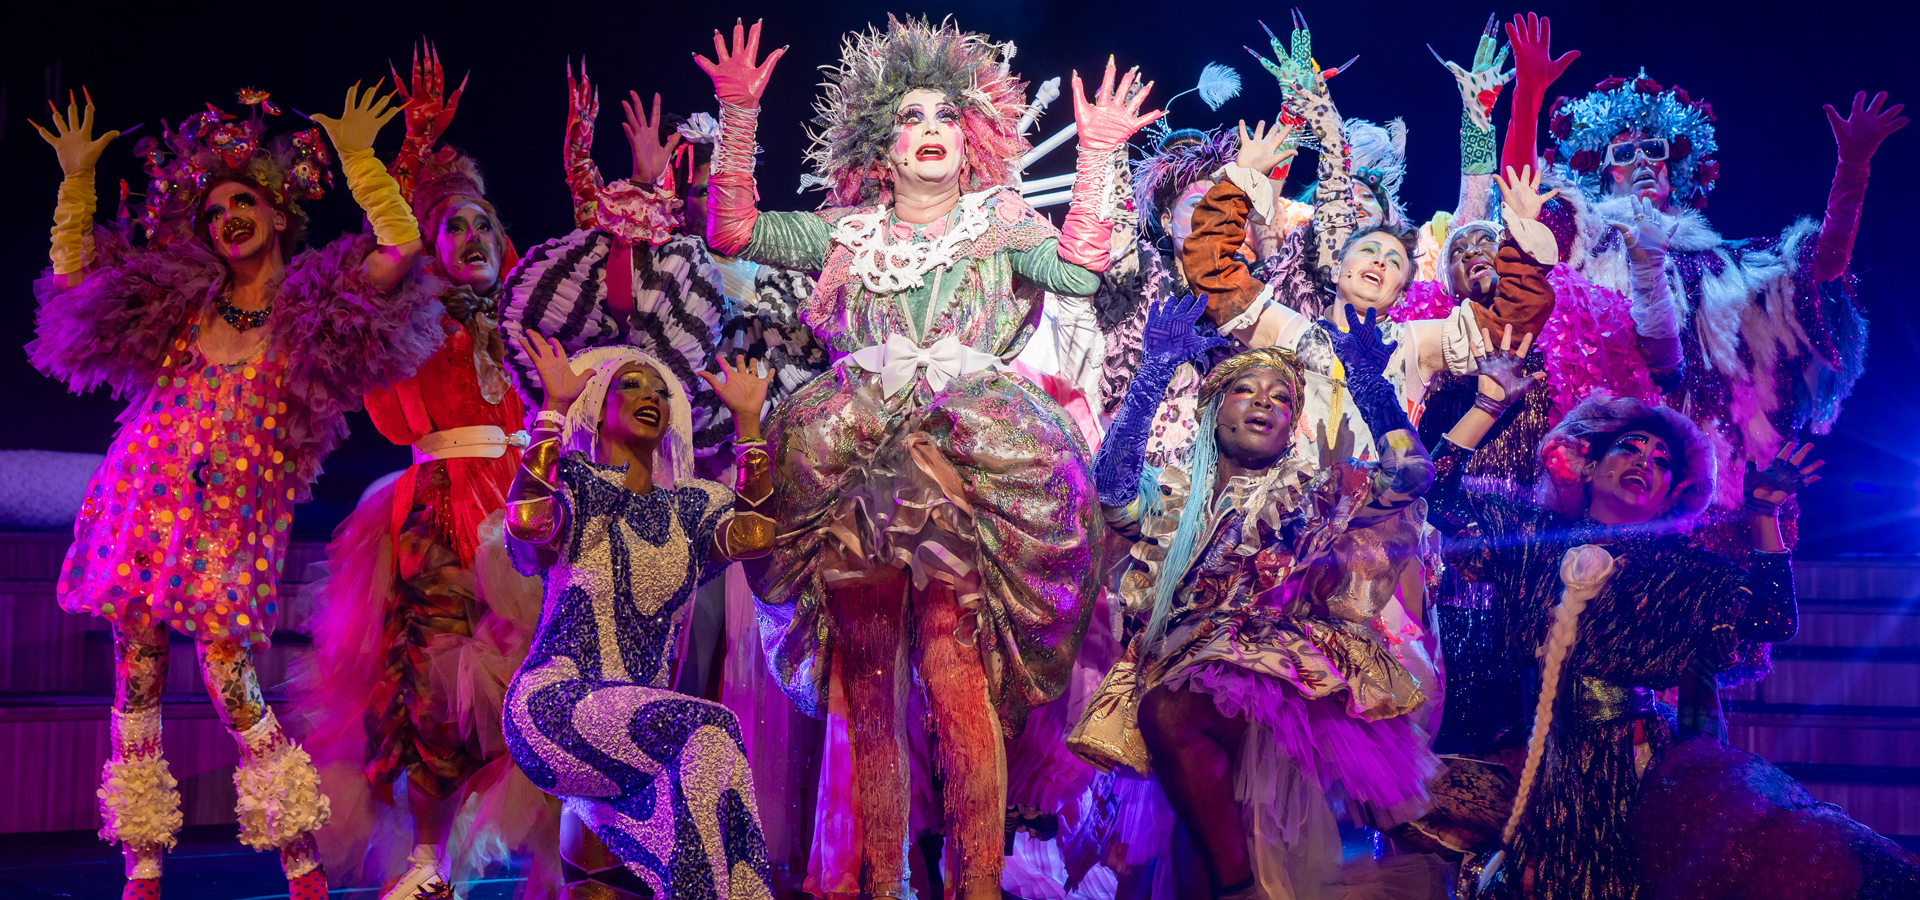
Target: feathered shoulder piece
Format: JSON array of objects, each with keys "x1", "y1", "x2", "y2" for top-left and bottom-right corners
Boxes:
[{"x1": 806, "y1": 15, "x2": 1031, "y2": 208}]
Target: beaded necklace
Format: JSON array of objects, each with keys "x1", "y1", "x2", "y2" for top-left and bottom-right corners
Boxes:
[{"x1": 215, "y1": 296, "x2": 273, "y2": 331}]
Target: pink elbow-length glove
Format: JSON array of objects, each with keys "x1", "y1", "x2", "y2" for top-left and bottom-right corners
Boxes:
[
  {"x1": 1060, "y1": 60, "x2": 1165, "y2": 272},
  {"x1": 1811, "y1": 90, "x2": 1907, "y2": 282},
  {"x1": 695, "y1": 19, "x2": 786, "y2": 256}
]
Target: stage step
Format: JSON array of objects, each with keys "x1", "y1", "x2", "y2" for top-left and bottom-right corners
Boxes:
[{"x1": 1717, "y1": 558, "x2": 1920, "y2": 841}]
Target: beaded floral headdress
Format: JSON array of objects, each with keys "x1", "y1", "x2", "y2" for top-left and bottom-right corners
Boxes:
[{"x1": 132, "y1": 89, "x2": 332, "y2": 249}]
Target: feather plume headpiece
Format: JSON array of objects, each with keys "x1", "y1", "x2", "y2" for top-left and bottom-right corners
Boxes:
[
  {"x1": 1550, "y1": 69, "x2": 1719, "y2": 208},
  {"x1": 132, "y1": 88, "x2": 331, "y2": 251},
  {"x1": 1133, "y1": 128, "x2": 1239, "y2": 242},
  {"x1": 806, "y1": 15, "x2": 1032, "y2": 208}
]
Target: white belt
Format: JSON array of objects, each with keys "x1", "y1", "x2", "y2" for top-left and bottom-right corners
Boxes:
[
  {"x1": 846, "y1": 334, "x2": 1001, "y2": 398},
  {"x1": 412, "y1": 425, "x2": 529, "y2": 463}
]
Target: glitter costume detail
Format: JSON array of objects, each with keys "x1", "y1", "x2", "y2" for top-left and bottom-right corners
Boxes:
[
  {"x1": 1425, "y1": 438, "x2": 1797, "y2": 900},
  {"x1": 503, "y1": 454, "x2": 772, "y2": 897}
]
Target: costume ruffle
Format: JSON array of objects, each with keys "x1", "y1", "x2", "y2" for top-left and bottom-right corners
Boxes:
[
  {"x1": 753, "y1": 364, "x2": 1101, "y2": 735},
  {"x1": 1165, "y1": 662, "x2": 1438, "y2": 814},
  {"x1": 805, "y1": 187, "x2": 1059, "y2": 356},
  {"x1": 33, "y1": 228, "x2": 445, "y2": 500},
  {"x1": 29, "y1": 225, "x2": 216, "y2": 400},
  {"x1": 276, "y1": 231, "x2": 448, "y2": 494},
  {"x1": 501, "y1": 228, "x2": 735, "y2": 478}
]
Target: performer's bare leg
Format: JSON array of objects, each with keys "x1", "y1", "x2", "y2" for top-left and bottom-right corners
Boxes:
[{"x1": 1139, "y1": 684, "x2": 1253, "y2": 892}]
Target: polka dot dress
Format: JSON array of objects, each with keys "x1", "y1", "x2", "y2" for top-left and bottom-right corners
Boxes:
[{"x1": 59, "y1": 327, "x2": 296, "y2": 645}]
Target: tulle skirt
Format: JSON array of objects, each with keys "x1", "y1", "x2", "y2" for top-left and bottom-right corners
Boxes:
[{"x1": 290, "y1": 496, "x2": 558, "y2": 895}]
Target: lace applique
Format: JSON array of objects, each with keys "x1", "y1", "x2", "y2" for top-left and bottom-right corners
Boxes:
[{"x1": 833, "y1": 191, "x2": 993, "y2": 294}]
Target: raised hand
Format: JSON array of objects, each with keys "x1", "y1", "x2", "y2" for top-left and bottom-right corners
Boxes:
[
  {"x1": 1826, "y1": 91, "x2": 1908, "y2": 165},
  {"x1": 1235, "y1": 118, "x2": 1298, "y2": 173},
  {"x1": 1140, "y1": 293, "x2": 1232, "y2": 368},
  {"x1": 1504, "y1": 13, "x2": 1579, "y2": 93},
  {"x1": 1744, "y1": 440, "x2": 1823, "y2": 512},
  {"x1": 1610, "y1": 194, "x2": 1672, "y2": 267},
  {"x1": 1469, "y1": 323, "x2": 1542, "y2": 409},
  {"x1": 1072, "y1": 59, "x2": 1164, "y2": 153},
  {"x1": 1433, "y1": 14, "x2": 1513, "y2": 131},
  {"x1": 516, "y1": 333, "x2": 592, "y2": 413},
  {"x1": 34, "y1": 88, "x2": 121, "y2": 176},
  {"x1": 622, "y1": 91, "x2": 683, "y2": 185},
  {"x1": 1493, "y1": 164, "x2": 1558, "y2": 221},
  {"x1": 694, "y1": 19, "x2": 786, "y2": 108},
  {"x1": 697, "y1": 354, "x2": 773, "y2": 426},
  {"x1": 310, "y1": 81, "x2": 401, "y2": 156},
  {"x1": 390, "y1": 40, "x2": 466, "y2": 146},
  {"x1": 566, "y1": 60, "x2": 600, "y2": 159},
  {"x1": 1246, "y1": 10, "x2": 1357, "y2": 95},
  {"x1": 1328, "y1": 306, "x2": 1398, "y2": 379}
]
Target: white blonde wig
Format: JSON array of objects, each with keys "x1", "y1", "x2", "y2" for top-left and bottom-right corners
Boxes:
[{"x1": 561, "y1": 346, "x2": 696, "y2": 488}]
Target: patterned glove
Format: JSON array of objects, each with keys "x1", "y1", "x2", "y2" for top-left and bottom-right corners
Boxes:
[
  {"x1": 1743, "y1": 441, "x2": 1822, "y2": 516},
  {"x1": 1469, "y1": 337, "x2": 1540, "y2": 418}
]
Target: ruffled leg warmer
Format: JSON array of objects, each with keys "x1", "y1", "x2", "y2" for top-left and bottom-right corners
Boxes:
[
  {"x1": 104, "y1": 623, "x2": 181, "y2": 892},
  {"x1": 231, "y1": 708, "x2": 332, "y2": 876},
  {"x1": 196, "y1": 636, "x2": 331, "y2": 887},
  {"x1": 100, "y1": 705, "x2": 183, "y2": 881}
]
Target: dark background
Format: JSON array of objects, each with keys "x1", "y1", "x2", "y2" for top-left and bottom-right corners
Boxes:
[{"x1": 2, "y1": 1, "x2": 1915, "y2": 553}]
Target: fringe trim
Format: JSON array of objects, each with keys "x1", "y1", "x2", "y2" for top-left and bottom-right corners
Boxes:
[
  {"x1": 232, "y1": 710, "x2": 332, "y2": 852},
  {"x1": 97, "y1": 753, "x2": 183, "y2": 851}
]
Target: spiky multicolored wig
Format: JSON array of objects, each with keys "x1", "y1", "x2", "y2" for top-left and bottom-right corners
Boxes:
[
  {"x1": 1133, "y1": 128, "x2": 1239, "y2": 244},
  {"x1": 806, "y1": 15, "x2": 1031, "y2": 208}
]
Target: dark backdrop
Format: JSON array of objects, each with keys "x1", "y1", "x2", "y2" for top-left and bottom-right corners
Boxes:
[{"x1": 2, "y1": 1, "x2": 1915, "y2": 554}]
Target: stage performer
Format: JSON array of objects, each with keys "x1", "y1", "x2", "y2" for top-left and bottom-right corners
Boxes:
[
  {"x1": 30, "y1": 84, "x2": 440, "y2": 900},
  {"x1": 691, "y1": 15, "x2": 1161, "y2": 894},
  {"x1": 290, "y1": 45, "x2": 561, "y2": 900},
  {"x1": 1426, "y1": 331, "x2": 1812, "y2": 898},
  {"x1": 501, "y1": 336, "x2": 775, "y2": 898},
  {"x1": 1186, "y1": 146, "x2": 1561, "y2": 460},
  {"x1": 510, "y1": 68, "x2": 829, "y2": 485},
  {"x1": 1082, "y1": 295, "x2": 1440, "y2": 900},
  {"x1": 1513, "y1": 26, "x2": 1904, "y2": 551}
]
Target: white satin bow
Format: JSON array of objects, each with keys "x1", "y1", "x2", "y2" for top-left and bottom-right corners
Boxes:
[{"x1": 847, "y1": 334, "x2": 1001, "y2": 397}]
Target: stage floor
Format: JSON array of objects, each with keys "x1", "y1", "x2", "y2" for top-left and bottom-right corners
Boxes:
[{"x1": 0, "y1": 827, "x2": 529, "y2": 899}]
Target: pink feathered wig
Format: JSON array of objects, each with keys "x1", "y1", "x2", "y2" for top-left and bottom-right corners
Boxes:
[{"x1": 806, "y1": 15, "x2": 1032, "y2": 208}]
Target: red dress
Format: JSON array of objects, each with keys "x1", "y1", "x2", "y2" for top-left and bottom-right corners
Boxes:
[{"x1": 363, "y1": 314, "x2": 527, "y2": 568}]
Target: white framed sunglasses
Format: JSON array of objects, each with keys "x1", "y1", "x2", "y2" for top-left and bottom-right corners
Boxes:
[{"x1": 1605, "y1": 137, "x2": 1670, "y2": 166}]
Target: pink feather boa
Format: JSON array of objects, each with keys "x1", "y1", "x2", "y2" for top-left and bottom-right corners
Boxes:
[{"x1": 1393, "y1": 269, "x2": 1659, "y2": 418}]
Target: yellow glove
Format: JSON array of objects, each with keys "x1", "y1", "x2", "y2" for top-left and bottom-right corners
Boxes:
[
  {"x1": 311, "y1": 82, "x2": 419, "y2": 247},
  {"x1": 34, "y1": 92, "x2": 120, "y2": 275}
]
